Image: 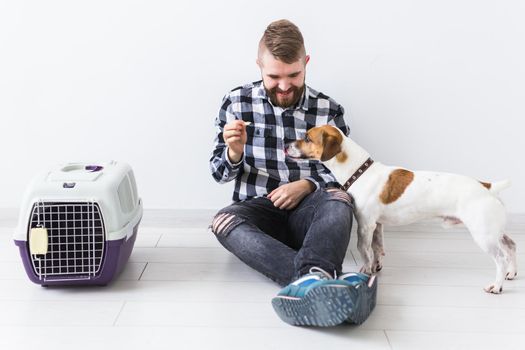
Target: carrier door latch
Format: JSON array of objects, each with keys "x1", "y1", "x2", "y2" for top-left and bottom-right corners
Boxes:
[{"x1": 29, "y1": 227, "x2": 49, "y2": 255}]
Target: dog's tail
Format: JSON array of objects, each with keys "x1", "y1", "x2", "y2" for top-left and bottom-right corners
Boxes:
[{"x1": 486, "y1": 179, "x2": 511, "y2": 194}]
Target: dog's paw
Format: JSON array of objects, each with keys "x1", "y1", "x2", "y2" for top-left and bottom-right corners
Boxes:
[
  {"x1": 372, "y1": 261, "x2": 383, "y2": 273},
  {"x1": 506, "y1": 271, "x2": 517, "y2": 280},
  {"x1": 484, "y1": 284, "x2": 503, "y2": 294},
  {"x1": 359, "y1": 265, "x2": 373, "y2": 275}
]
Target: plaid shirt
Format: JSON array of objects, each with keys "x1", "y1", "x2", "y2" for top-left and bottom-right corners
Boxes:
[{"x1": 210, "y1": 80, "x2": 350, "y2": 202}]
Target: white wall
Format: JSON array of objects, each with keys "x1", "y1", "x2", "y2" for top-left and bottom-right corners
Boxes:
[{"x1": 1, "y1": 0, "x2": 524, "y2": 212}]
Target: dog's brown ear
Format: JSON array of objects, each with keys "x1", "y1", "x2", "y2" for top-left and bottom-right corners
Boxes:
[{"x1": 321, "y1": 132, "x2": 342, "y2": 161}]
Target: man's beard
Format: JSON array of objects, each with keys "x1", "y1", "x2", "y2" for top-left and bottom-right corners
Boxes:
[{"x1": 264, "y1": 83, "x2": 305, "y2": 108}]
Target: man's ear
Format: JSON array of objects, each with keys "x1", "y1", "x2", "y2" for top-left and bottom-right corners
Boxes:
[
  {"x1": 304, "y1": 55, "x2": 310, "y2": 66},
  {"x1": 320, "y1": 133, "x2": 342, "y2": 161}
]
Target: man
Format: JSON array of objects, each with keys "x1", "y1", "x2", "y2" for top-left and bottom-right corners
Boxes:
[{"x1": 209, "y1": 19, "x2": 374, "y2": 327}]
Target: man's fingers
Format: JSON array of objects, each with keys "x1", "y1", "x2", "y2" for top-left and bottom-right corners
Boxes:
[
  {"x1": 225, "y1": 120, "x2": 248, "y2": 131},
  {"x1": 277, "y1": 200, "x2": 288, "y2": 209},
  {"x1": 225, "y1": 125, "x2": 241, "y2": 131},
  {"x1": 272, "y1": 195, "x2": 289, "y2": 209},
  {"x1": 224, "y1": 130, "x2": 241, "y2": 138},
  {"x1": 227, "y1": 136, "x2": 241, "y2": 143},
  {"x1": 281, "y1": 201, "x2": 297, "y2": 210},
  {"x1": 268, "y1": 187, "x2": 283, "y2": 200},
  {"x1": 277, "y1": 199, "x2": 294, "y2": 210},
  {"x1": 224, "y1": 125, "x2": 242, "y2": 132},
  {"x1": 279, "y1": 202, "x2": 292, "y2": 210}
]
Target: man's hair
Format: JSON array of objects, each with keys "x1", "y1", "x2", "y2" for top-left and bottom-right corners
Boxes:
[{"x1": 259, "y1": 19, "x2": 305, "y2": 64}]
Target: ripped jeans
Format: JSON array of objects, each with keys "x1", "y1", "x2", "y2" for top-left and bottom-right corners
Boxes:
[{"x1": 210, "y1": 188, "x2": 354, "y2": 287}]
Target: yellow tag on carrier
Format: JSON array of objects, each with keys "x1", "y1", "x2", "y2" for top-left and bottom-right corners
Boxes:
[{"x1": 29, "y1": 227, "x2": 49, "y2": 255}]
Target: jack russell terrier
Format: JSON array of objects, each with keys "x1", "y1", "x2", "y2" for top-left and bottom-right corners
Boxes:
[{"x1": 286, "y1": 125, "x2": 517, "y2": 294}]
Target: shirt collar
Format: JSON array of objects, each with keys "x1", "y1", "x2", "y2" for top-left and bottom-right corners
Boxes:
[{"x1": 299, "y1": 86, "x2": 310, "y2": 111}]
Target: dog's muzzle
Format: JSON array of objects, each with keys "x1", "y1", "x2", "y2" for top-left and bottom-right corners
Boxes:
[{"x1": 284, "y1": 142, "x2": 304, "y2": 159}]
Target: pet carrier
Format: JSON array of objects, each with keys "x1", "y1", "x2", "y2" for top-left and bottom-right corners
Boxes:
[{"x1": 13, "y1": 161, "x2": 142, "y2": 286}]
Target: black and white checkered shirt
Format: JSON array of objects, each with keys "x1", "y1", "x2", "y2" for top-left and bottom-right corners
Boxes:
[{"x1": 210, "y1": 80, "x2": 350, "y2": 202}]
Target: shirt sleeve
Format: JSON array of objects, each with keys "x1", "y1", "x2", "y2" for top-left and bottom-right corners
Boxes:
[
  {"x1": 303, "y1": 170, "x2": 340, "y2": 190},
  {"x1": 209, "y1": 94, "x2": 244, "y2": 184},
  {"x1": 328, "y1": 104, "x2": 350, "y2": 136}
]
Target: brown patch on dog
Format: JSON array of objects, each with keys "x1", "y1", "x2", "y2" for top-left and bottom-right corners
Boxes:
[
  {"x1": 480, "y1": 181, "x2": 491, "y2": 190},
  {"x1": 318, "y1": 126, "x2": 343, "y2": 161},
  {"x1": 335, "y1": 151, "x2": 347, "y2": 163},
  {"x1": 379, "y1": 169, "x2": 414, "y2": 204}
]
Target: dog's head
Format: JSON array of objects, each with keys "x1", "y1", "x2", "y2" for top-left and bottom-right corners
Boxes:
[{"x1": 286, "y1": 125, "x2": 343, "y2": 162}]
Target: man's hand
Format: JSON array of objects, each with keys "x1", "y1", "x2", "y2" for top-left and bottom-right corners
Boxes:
[
  {"x1": 223, "y1": 120, "x2": 248, "y2": 163},
  {"x1": 268, "y1": 179, "x2": 315, "y2": 210}
]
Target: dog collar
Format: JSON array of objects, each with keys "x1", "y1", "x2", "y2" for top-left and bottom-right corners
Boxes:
[{"x1": 341, "y1": 157, "x2": 374, "y2": 191}]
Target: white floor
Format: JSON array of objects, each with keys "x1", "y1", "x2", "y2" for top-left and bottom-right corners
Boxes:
[{"x1": 1, "y1": 209, "x2": 524, "y2": 350}]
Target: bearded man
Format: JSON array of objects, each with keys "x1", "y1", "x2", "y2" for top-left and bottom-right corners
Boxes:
[{"x1": 209, "y1": 19, "x2": 373, "y2": 326}]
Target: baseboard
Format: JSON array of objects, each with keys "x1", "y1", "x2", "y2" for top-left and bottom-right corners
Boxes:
[{"x1": 1, "y1": 208, "x2": 525, "y2": 228}]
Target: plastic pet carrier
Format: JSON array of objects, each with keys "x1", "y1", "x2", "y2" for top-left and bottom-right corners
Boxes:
[{"x1": 13, "y1": 161, "x2": 142, "y2": 286}]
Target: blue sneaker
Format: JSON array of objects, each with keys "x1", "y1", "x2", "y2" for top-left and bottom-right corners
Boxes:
[
  {"x1": 271, "y1": 267, "x2": 357, "y2": 327},
  {"x1": 337, "y1": 272, "x2": 378, "y2": 324},
  {"x1": 337, "y1": 272, "x2": 370, "y2": 286}
]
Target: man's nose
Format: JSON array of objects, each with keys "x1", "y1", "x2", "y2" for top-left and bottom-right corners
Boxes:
[{"x1": 278, "y1": 80, "x2": 291, "y2": 92}]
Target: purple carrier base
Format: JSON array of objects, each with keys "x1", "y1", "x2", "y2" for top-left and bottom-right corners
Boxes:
[{"x1": 13, "y1": 222, "x2": 139, "y2": 287}]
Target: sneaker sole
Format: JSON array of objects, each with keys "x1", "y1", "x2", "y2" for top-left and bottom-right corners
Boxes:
[
  {"x1": 345, "y1": 276, "x2": 378, "y2": 325},
  {"x1": 271, "y1": 284, "x2": 358, "y2": 327}
]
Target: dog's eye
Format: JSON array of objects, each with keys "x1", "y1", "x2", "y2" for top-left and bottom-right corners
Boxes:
[{"x1": 304, "y1": 135, "x2": 311, "y2": 143}]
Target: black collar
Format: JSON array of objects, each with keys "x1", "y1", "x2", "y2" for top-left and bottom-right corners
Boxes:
[{"x1": 341, "y1": 158, "x2": 374, "y2": 191}]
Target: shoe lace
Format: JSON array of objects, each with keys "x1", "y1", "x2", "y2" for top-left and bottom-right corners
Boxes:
[{"x1": 308, "y1": 266, "x2": 334, "y2": 280}]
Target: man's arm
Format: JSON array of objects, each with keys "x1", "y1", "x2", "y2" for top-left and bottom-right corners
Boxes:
[
  {"x1": 302, "y1": 172, "x2": 340, "y2": 191},
  {"x1": 209, "y1": 95, "x2": 246, "y2": 183}
]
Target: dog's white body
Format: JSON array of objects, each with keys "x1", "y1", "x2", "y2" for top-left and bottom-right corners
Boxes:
[
  {"x1": 288, "y1": 126, "x2": 517, "y2": 293},
  {"x1": 325, "y1": 137, "x2": 510, "y2": 227}
]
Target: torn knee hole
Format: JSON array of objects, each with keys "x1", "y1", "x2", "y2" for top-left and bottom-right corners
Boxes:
[
  {"x1": 211, "y1": 212, "x2": 243, "y2": 236},
  {"x1": 326, "y1": 188, "x2": 353, "y2": 205},
  {"x1": 211, "y1": 213, "x2": 227, "y2": 231}
]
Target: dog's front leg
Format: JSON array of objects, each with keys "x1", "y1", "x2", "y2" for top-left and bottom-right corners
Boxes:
[
  {"x1": 357, "y1": 220, "x2": 377, "y2": 275},
  {"x1": 372, "y1": 223, "x2": 385, "y2": 272}
]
